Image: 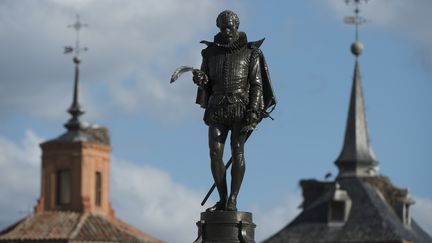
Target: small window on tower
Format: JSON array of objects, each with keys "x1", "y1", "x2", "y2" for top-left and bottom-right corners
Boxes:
[
  {"x1": 57, "y1": 170, "x2": 71, "y2": 206},
  {"x1": 95, "y1": 172, "x2": 102, "y2": 207}
]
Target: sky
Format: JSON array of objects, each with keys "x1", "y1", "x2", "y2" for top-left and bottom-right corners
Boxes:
[{"x1": 0, "y1": 0, "x2": 431, "y2": 242}]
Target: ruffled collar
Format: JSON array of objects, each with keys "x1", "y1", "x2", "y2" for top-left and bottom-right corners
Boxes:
[{"x1": 214, "y1": 32, "x2": 247, "y2": 52}]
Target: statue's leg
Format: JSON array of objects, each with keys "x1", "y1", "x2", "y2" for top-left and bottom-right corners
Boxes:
[
  {"x1": 227, "y1": 123, "x2": 248, "y2": 211},
  {"x1": 207, "y1": 124, "x2": 229, "y2": 211}
]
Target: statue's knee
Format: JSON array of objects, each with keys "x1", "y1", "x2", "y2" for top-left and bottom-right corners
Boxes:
[
  {"x1": 231, "y1": 142, "x2": 244, "y2": 155},
  {"x1": 232, "y1": 153, "x2": 245, "y2": 167},
  {"x1": 210, "y1": 148, "x2": 222, "y2": 161},
  {"x1": 209, "y1": 127, "x2": 223, "y2": 138}
]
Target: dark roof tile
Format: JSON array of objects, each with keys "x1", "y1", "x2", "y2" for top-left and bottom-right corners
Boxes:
[
  {"x1": 264, "y1": 177, "x2": 432, "y2": 243},
  {"x1": 0, "y1": 212, "x2": 161, "y2": 243}
]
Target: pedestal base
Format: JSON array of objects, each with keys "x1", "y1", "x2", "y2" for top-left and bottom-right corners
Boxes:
[{"x1": 193, "y1": 211, "x2": 256, "y2": 243}]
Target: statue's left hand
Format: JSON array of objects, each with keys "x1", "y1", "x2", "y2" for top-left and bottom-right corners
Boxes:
[{"x1": 245, "y1": 110, "x2": 259, "y2": 125}]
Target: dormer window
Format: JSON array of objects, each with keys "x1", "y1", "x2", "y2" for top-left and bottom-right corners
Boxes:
[
  {"x1": 328, "y1": 183, "x2": 352, "y2": 226},
  {"x1": 403, "y1": 204, "x2": 411, "y2": 225},
  {"x1": 329, "y1": 201, "x2": 346, "y2": 222},
  {"x1": 396, "y1": 196, "x2": 414, "y2": 226}
]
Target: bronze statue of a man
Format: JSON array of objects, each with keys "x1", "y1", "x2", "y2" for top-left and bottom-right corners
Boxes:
[{"x1": 193, "y1": 10, "x2": 276, "y2": 212}]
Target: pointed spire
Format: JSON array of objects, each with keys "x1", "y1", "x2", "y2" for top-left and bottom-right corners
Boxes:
[
  {"x1": 335, "y1": 0, "x2": 378, "y2": 177},
  {"x1": 64, "y1": 56, "x2": 85, "y2": 130},
  {"x1": 335, "y1": 55, "x2": 378, "y2": 177},
  {"x1": 64, "y1": 15, "x2": 88, "y2": 131}
]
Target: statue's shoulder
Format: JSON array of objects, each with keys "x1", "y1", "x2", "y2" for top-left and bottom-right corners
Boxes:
[
  {"x1": 200, "y1": 40, "x2": 214, "y2": 47},
  {"x1": 248, "y1": 38, "x2": 265, "y2": 59},
  {"x1": 247, "y1": 38, "x2": 265, "y2": 50},
  {"x1": 199, "y1": 40, "x2": 215, "y2": 56}
]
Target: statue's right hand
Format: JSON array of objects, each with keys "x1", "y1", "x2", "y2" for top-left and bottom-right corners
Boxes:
[{"x1": 192, "y1": 70, "x2": 208, "y2": 87}]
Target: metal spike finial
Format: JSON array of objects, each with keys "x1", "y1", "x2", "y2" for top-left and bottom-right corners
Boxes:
[
  {"x1": 64, "y1": 15, "x2": 88, "y2": 131},
  {"x1": 344, "y1": 0, "x2": 369, "y2": 42}
]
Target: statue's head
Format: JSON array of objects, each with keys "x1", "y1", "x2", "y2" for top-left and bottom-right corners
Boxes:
[{"x1": 216, "y1": 10, "x2": 240, "y2": 44}]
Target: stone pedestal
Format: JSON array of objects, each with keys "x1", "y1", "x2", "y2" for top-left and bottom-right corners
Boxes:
[{"x1": 193, "y1": 211, "x2": 256, "y2": 243}]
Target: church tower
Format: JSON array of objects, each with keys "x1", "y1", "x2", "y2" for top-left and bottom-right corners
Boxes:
[
  {"x1": 34, "y1": 18, "x2": 113, "y2": 217},
  {"x1": 264, "y1": 1, "x2": 432, "y2": 242}
]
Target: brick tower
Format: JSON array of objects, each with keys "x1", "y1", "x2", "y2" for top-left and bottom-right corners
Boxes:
[{"x1": 35, "y1": 126, "x2": 114, "y2": 218}]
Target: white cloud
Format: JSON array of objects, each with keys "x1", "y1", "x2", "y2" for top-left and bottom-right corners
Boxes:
[
  {"x1": 0, "y1": 0, "x2": 242, "y2": 122},
  {"x1": 412, "y1": 196, "x2": 432, "y2": 236},
  {"x1": 110, "y1": 157, "x2": 205, "y2": 243},
  {"x1": 253, "y1": 192, "x2": 302, "y2": 241},
  {"x1": 0, "y1": 131, "x2": 42, "y2": 227},
  {"x1": 328, "y1": 0, "x2": 432, "y2": 69}
]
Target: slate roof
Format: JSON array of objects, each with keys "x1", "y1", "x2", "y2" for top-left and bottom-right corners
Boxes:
[
  {"x1": 44, "y1": 126, "x2": 111, "y2": 145},
  {"x1": 0, "y1": 211, "x2": 162, "y2": 243},
  {"x1": 263, "y1": 177, "x2": 432, "y2": 243}
]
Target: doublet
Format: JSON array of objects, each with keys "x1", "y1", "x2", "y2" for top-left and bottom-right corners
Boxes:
[
  {"x1": 206, "y1": 45, "x2": 254, "y2": 95},
  {"x1": 199, "y1": 32, "x2": 264, "y2": 126}
]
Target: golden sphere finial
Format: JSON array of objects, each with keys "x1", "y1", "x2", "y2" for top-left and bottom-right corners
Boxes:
[
  {"x1": 73, "y1": 56, "x2": 81, "y2": 64},
  {"x1": 351, "y1": 41, "x2": 363, "y2": 56}
]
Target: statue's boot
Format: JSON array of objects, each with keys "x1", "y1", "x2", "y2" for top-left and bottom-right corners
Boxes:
[
  {"x1": 226, "y1": 152, "x2": 245, "y2": 211},
  {"x1": 226, "y1": 196, "x2": 237, "y2": 211},
  {"x1": 206, "y1": 200, "x2": 226, "y2": 212},
  {"x1": 208, "y1": 156, "x2": 228, "y2": 212},
  {"x1": 206, "y1": 175, "x2": 228, "y2": 212}
]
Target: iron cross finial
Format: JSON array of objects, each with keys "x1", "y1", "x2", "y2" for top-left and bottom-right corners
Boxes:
[
  {"x1": 64, "y1": 14, "x2": 88, "y2": 58},
  {"x1": 344, "y1": 0, "x2": 369, "y2": 41}
]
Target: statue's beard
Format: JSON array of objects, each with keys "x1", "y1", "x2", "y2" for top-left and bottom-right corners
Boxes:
[{"x1": 221, "y1": 32, "x2": 239, "y2": 45}]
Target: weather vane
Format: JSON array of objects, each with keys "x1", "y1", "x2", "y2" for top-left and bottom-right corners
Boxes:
[
  {"x1": 63, "y1": 15, "x2": 88, "y2": 132},
  {"x1": 344, "y1": 0, "x2": 369, "y2": 41},
  {"x1": 64, "y1": 14, "x2": 88, "y2": 57}
]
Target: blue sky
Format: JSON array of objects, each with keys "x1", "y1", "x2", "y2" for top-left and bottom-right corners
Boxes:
[{"x1": 0, "y1": 1, "x2": 431, "y2": 242}]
